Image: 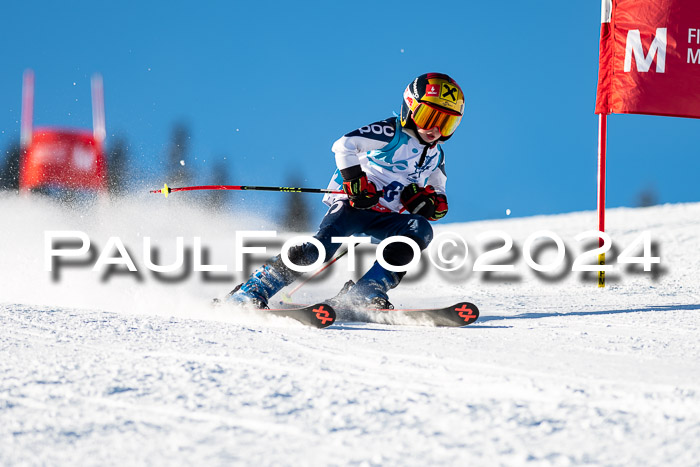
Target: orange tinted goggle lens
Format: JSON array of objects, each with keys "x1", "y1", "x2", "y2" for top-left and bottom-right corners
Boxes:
[{"x1": 412, "y1": 103, "x2": 462, "y2": 137}]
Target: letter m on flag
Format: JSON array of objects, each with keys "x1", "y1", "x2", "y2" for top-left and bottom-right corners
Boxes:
[{"x1": 624, "y1": 28, "x2": 667, "y2": 72}]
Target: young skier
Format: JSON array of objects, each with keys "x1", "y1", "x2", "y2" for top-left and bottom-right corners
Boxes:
[{"x1": 226, "y1": 72, "x2": 465, "y2": 309}]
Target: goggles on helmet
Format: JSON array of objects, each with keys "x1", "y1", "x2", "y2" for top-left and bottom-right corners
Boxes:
[{"x1": 411, "y1": 102, "x2": 462, "y2": 137}]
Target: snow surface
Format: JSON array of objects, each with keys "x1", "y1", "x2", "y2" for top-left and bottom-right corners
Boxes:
[{"x1": 1, "y1": 194, "x2": 699, "y2": 466}]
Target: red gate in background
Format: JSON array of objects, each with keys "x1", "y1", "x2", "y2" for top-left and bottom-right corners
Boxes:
[{"x1": 19, "y1": 70, "x2": 107, "y2": 193}]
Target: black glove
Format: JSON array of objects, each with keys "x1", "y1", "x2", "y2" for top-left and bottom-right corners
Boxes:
[
  {"x1": 341, "y1": 166, "x2": 381, "y2": 209},
  {"x1": 400, "y1": 184, "x2": 448, "y2": 221}
]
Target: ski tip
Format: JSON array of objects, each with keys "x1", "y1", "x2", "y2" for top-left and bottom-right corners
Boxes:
[
  {"x1": 308, "y1": 303, "x2": 336, "y2": 328},
  {"x1": 453, "y1": 302, "x2": 479, "y2": 326}
]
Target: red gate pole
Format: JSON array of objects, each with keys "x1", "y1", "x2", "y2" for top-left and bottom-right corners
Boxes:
[{"x1": 597, "y1": 113, "x2": 608, "y2": 288}]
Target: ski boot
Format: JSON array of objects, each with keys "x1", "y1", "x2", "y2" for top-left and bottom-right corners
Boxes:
[
  {"x1": 223, "y1": 283, "x2": 269, "y2": 309},
  {"x1": 367, "y1": 295, "x2": 394, "y2": 310},
  {"x1": 326, "y1": 278, "x2": 395, "y2": 311},
  {"x1": 349, "y1": 278, "x2": 395, "y2": 310},
  {"x1": 225, "y1": 258, "x2": 300, "y2": 309},
  {"x1": 324, "y1": 280, "x2": 356, "y2": 309}
]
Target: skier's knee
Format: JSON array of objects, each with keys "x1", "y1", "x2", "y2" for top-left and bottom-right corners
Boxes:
[
  {"x1": 381, "y1": 220, "x2": 431, "y2": 267},
  {"x1": 268, "y1": 242, "x2": 322, "y2": 283},
  {"x1": 381, "y1": 242, "x2": 417, "y2": 268},
  {"x1": 287, "y1": 243, "x2": 319, "y2": 265},
  {"x1": 284, "y1": 240, "x2": 337, "y2": 265},
  {"x1": 408, "y1": 216, "x2": 433, "y2": 250}
]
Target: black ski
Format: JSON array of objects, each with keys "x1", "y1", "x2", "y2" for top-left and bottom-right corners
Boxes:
[
  {"x1": 381, "y1": 302, "x2": 479, "y2": 327},
  {"x1": 278, "y1": 300, "x2": 479, "y2": 327}
]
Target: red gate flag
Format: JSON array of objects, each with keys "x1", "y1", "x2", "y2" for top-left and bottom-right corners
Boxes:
[
  {"x1": 19, "y1": 70, "x2": 107, "y2": 193},
  {"x1": 595, "y1": 0, "x2": 700, "y2": 118},
  {"x1": 19, "y1": 129, "x2": 107, "y2": 192}
]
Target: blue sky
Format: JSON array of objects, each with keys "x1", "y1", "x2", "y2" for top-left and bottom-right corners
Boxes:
[{"x1": 1, "y1": 1, "x2": 698, "y2": 224}]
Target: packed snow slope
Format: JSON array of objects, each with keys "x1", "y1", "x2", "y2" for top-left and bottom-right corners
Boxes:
[{"x1": 1, "y1": 194, "x2": 699, "y2": 466}]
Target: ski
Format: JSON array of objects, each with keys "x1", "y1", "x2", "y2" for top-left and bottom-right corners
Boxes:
[
  {"x1": 265, "y1": 303, "x2": 337, "y2": 329},
  {"x1": 378, "y1": 302, "x2": 479, "y2": 327},
  {"x1": 278, "y1": 300, "x2": 479, "y2": 327}
]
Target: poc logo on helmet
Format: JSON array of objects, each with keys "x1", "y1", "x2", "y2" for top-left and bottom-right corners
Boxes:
[{"x1": 359, "y1": 124, "x2": 395, "y2": 138}]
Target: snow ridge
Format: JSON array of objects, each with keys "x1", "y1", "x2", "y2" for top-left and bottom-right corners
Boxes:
[{"x1": 1, "y1": 197, "x2": 699, "y2": 465}]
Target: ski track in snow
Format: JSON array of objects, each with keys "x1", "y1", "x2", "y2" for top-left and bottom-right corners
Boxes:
[{"x1": 1, "y1": 195, "x2": 699, "y2": 466}]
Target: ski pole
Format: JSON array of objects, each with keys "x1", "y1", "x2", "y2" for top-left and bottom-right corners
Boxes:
[
  {"x1": 151, "y1": 183, "x2": 344, "y2": 198},
  {"x1": 280, "y1": 247, "x2": 349, "y2": 303}
]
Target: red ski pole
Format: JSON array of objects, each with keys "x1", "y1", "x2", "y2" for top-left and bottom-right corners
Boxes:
[
  {"x1": 280, "y1": 248, "x2": 349, "y2": 303},
  {"x1": 151, "y1": 183, "x2": 343, "y2": 198}
]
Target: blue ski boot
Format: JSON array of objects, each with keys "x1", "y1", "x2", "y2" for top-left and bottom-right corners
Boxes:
[
  {"x1": 341, "y1": 262, "x2": 403, "y2": 310},
  {"x1": 225, "y1": 256, "x2": 301, "y2": 309}
]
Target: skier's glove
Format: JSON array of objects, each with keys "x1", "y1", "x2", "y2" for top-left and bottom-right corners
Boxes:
[
  {"x1": 432, "y1": 193, "x2": 448, "y2": 220},
  {"x1": 400, "y1": 184, "x2": 448, "y2": 221},
  {"x1": 341, "y1": 168, "x2": 381, "y2": 209}
]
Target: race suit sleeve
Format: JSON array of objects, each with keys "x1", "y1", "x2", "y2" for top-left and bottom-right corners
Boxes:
[
  {"x1": 426, "y1": 148, "x2": 447, "y2": 195},
  {"x1": 331, "y1": 118, "x2": 397, "y2": 171}
]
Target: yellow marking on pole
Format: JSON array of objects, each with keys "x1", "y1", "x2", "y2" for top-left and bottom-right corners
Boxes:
[
  {"x1": 163, "y1": 183, "x2": 169, "y2": 198},
  {"x1": 598, "y1": 253, "x2": 606, "y2": 287}
]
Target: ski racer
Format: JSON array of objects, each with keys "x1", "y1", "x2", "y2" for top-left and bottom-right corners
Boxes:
[{"x1": 226, "y1": 72, "x2": 465, "y2": 310}]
